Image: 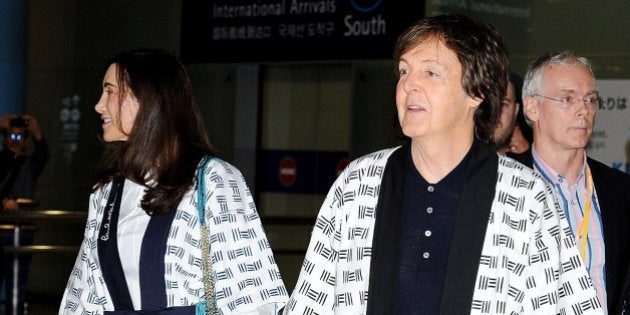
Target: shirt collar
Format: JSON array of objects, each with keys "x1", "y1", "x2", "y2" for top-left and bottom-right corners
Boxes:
[{"x1": 531, "y1": 146, "x2": 588, "y2": 186}]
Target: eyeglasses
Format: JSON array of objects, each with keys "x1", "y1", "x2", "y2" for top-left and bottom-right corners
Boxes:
[{"x1": 533, "y1": 94, "x2": 602, "y2": 110}]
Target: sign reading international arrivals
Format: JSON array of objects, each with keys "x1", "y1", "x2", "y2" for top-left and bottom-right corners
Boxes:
[{"x1": 181, "y1": 1, "x2": 425, "y2": 63}]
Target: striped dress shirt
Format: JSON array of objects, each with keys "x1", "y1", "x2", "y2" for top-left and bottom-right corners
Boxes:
[{"x1": 532, "y1": 148, "x2": 607, "y2": 314}]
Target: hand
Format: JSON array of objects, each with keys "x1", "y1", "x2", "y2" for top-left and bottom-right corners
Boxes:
[
  {"x1": 22, "y1": 115, "x2": 42, "y2": 141},
  {"x1": 2, "y1": 198, "x2": 19, "y2": 212},
  {"x1": 0, "y1": 114, "x2": 18, "y2": 130}
]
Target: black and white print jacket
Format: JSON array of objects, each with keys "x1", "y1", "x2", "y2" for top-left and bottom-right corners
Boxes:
[
  {"x1": 60, "y1": 158, "x2": 288, "y2": 314},
  {"x1": 285, "y1": 143, "x2": 603, "y2": 315}
]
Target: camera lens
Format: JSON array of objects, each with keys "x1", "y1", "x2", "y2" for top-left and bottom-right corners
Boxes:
[{"x1": 10, "y1": 133, "x2": 23, "y2": 141}]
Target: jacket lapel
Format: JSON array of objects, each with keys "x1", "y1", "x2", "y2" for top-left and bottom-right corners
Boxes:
[
  {"x1": 588, "y1": 157, "x2": 630, "y2": 309},
  {"x1": 366, "y1": 144, "x2": 408, "y2": 314},
  {"x1": 439, "y1": 142, "x2": 498, "y2": 313}
]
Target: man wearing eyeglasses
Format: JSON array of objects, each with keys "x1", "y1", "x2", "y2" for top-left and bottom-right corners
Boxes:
[
  {"x1": 509, "y1": 51, "x2": 630, "y2": 314},
  {"x1": 0, "y1": 113, "x2": 49, "y2": 315}
]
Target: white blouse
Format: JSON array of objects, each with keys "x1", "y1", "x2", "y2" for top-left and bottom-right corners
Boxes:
[{"x1": 117, "y1": 179, "x2": 149, "y2": 309}]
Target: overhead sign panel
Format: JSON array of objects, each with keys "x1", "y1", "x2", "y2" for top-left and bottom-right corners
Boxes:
[{"x1": 181, "y1": 1, "x2": 425, "y2": 63}]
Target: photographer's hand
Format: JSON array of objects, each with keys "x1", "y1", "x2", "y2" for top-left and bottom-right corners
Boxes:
[
  {"x1": 22, "y1": 115, "x2": 42, "y2": 141},
  {"x1": 0, "y1": 114, "x2": 17, "y2": 130}
]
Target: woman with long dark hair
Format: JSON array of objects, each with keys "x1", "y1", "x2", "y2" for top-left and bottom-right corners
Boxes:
[{"x1": 60, "y1": 49, "x2": 287, "y2": 314}]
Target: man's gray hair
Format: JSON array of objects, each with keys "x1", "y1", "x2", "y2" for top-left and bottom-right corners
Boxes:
[{"x1": 521, "y1": 51, "x2": 596, "y2": 125}]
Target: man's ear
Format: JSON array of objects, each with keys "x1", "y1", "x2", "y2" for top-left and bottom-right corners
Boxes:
[
  {"x1": 523, "y1": 96, "x2": 539, "y2": 123},
  {"x1": 466, "y1": 94, "x2": 483, "y2": 110}
]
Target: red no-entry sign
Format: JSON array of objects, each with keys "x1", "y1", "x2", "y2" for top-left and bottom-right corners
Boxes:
[{"x1": 279, "y1": 156, "x2": 296, "y2": 187}]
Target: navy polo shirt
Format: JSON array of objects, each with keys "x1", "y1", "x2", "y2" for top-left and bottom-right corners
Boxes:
[{"x1": 395, "y1": 149, "x2": 471, "y2": 314}]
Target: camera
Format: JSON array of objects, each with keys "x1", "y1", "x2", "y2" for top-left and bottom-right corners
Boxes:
[{"x1": 9, "y1": 117, "x2": 28, "y2": 127}]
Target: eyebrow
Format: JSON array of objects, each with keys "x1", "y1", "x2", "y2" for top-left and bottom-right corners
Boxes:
[
  {"x1": 399, "y1": 54, "x2": 441, "y2": 64},
  {"x1": 102, "y1": 82, "x2": 116, "y2": 88},
  {"x1": 559, "y1": 88, "x2": 598, "y2": 95}
]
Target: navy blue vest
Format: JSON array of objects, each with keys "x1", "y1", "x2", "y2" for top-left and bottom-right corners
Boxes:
[{"x1": 97, "y1": 177, "x2": 196, "y2": 314}]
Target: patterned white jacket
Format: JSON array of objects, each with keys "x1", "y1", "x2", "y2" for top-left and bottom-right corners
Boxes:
[
  {"x1": 60, "y1": 158, "x2": 288, "y2": 314},
  {"x1": 284, "y1": 143, "x2": 603, "y2": 315}
]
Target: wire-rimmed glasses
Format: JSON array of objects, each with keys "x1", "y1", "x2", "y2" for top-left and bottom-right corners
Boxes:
[{"x1": 533, "y1": 94, "x2": 602, "y2": 110}]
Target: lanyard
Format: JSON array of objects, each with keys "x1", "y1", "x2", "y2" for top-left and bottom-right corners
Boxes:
[{"x1": 575, "y1": 164, "x2": 594, "y2": 261}]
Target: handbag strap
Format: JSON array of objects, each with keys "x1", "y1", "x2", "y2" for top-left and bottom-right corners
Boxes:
[{"x1": 197, "y1": 156, "x2": 218, "y2": 315}]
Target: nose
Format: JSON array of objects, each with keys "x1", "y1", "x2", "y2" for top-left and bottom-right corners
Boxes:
[
  {"x1": 574, "y1": 99, "x2": 591, "y2": 116},
  {"x1": 401, "y1": 72, "x2": 420, "y2": 94},
  {"x1": 95, "y1": 95, "x2": 105, "y2": 114}
]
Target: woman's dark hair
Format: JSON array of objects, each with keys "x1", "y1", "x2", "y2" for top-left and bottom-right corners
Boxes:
[
  {"x1": 393, "y1": 14, "x2": 509, "y2": 146},
  {"x1": 95, "y1": 48, "x2": 215, "y2": 215}
]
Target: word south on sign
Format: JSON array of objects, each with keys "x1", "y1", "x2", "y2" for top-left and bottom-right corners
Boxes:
[{"x1": 343, "y1": 14, "x2": 386, "y2": 36}]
